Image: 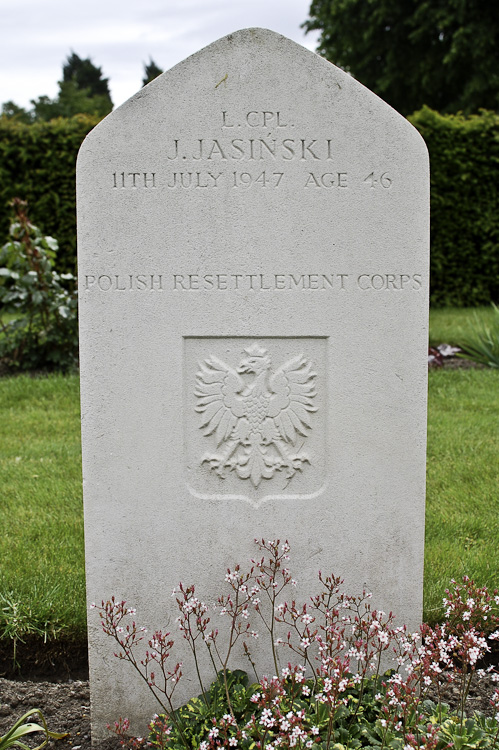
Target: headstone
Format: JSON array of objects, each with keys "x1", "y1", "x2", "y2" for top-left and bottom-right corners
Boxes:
[{"x1": 77, "y1": 28, "x2": 429, "y2": 742}]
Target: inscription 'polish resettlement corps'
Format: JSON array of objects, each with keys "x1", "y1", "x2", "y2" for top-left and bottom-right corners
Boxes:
[{"x1": 82, "y1": 272, "x2": 424, "y2": 293}]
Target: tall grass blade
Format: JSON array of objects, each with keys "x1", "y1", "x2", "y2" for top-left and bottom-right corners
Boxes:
[{"x1": 457, "y1": 303, "x2": 499, "y2": 368}]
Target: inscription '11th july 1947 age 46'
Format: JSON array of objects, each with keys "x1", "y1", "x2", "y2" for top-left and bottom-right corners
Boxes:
[{"x1": 112, "y1": 170, "x2": 392, "y2": 190}]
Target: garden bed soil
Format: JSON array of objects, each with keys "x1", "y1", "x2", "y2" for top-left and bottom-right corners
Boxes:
[
  {"x1": 427, "y1": 353, "x2": 484, "y2": 370},
  {"x1": 436, "y1": 355, "x2": 483, "y2": 369},
  {"x1": 0, "y1": 677, "x2": 120, "y2": 750},
  {"x1": 0, "y1": 638, "x2": 498, "y2": 750}
]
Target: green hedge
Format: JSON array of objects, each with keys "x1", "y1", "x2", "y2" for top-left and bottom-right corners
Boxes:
[
  {"x1": 0, "y1": 115, "x2": 99, "y2": 274},
  {"x1": 410, "y1": 107, "x2": 499, "y2": 307},
  {"x1": 0, "y1": 109, "x2": 498, "y2": 305}
]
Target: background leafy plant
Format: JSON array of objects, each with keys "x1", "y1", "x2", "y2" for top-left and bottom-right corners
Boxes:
[{"x1": 0, "y1": 198, "x2": 78, "y2": 371}]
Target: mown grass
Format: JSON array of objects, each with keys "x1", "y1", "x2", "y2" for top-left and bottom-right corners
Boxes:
[
  {"x1": 0, "y1": 374, "x2": 85, "y2": 640},
  {"x1": 424, "y1": 367, "x2": 499, "y2": 623},
  {"x1": 0, "y1": 307, "x2": 497, "y2": 643},
  {"x1": 429, "y1": 305, "x2": 497, "y2": 346}
]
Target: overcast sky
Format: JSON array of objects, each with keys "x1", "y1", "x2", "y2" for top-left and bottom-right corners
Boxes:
[{"x1": 0, "y1": 0, "x2": 320, "y2": 110}]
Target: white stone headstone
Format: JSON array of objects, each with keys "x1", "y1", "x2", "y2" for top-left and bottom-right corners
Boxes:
[{"x1": 77, "y1": 28, "x2": 429, "y2": 741}]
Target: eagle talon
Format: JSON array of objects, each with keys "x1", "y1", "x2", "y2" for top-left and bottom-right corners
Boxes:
[
  {"x1": 201, "y1": 454, "x2": 221, "y2": 469},
  {"x1": 293, "y1": 455, "x2": 310, "y2": 468}
]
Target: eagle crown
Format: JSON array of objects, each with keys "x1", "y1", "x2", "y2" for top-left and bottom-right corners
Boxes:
[{"x1": 237, "y1": 345, "x2": 272, "y2": 376}]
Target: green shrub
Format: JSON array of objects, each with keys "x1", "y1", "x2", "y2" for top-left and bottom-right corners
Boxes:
[
  {"x1": 0, "y1": 199, "x2": 78, "y2": 371},
  {"x1": 410, "y1": 107, "x2": 499, "y2": 308},
  {"x1": 0, "y1": 114, "x2": 99, "y2": 274}
]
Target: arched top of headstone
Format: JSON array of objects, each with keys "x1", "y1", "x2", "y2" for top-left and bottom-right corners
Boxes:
[{"x1": 78, "y1": 27, "x2": 427, "y2": 167}]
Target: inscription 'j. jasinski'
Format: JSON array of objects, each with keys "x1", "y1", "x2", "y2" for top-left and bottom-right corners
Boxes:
[{"x1": 166, "y1": 138, "x2": 334, "y2": 161}]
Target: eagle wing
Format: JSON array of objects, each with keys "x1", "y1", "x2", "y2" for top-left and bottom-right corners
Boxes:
[
  {"x1": 194, "y1": 356, "x2": 246, "y2": 446},
  {"x1": 267, "y1": 354, "x2": 317, "y2": 444}
]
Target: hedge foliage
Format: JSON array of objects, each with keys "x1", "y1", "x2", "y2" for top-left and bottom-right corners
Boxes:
[
  {"x1": 0, "y1": 108, "x2": 498, "y2": 305},
  {"x1": 0, "y1": 114, "x2": 99, "y2": 274},
  {"x1": 410, "y1": 107, "x2": 499, "y2": 307}
]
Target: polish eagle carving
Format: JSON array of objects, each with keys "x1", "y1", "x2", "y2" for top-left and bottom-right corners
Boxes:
[{"x1": 194, "y1": 343, "x2": 317, "y2": 487}]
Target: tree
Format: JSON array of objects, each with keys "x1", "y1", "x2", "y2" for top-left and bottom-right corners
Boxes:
[
  {"x1": 142, "y1": 58, "x2": 163, "y2": 86},
  {"x1": 29, "y1": 52, "x2": 113, "y2": 121},
  {"x1": 303, "y1": 0, "x2": 499, "y2": 115},
  {"x1": 63, "y1": 52, "x2": 112, "y2": 101}
]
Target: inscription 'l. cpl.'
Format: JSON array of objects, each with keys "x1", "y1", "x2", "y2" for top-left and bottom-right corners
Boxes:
[{"x1": 221, "y1": 111, "x2": 290, "y2": 128}]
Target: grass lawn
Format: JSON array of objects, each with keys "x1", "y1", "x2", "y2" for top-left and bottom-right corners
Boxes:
[
  {"x1": 0, "y1": 374, "x2": 85, "y2": 640},
  {"x1": 428, "y1": 305, "x2": 498, "y2": 347},
  {"x1": 424, "y1": 367, "x2": 499, "y2": 622},
  {"x1": 0, "y1": 307, "x2": 497, "y2": 643}
]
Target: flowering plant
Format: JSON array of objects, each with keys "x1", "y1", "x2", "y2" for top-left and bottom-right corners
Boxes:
[{"x1": 95, "y1": 540, "x2": 499, "y2": 750}]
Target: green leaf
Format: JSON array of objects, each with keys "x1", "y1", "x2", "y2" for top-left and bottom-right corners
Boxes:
[
  {"x1": 44, "y1": 236, "x2": 58, "y2": 252},
  {"x1": 0, "y1": 709, "x2": 68, "y2": 750}
]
